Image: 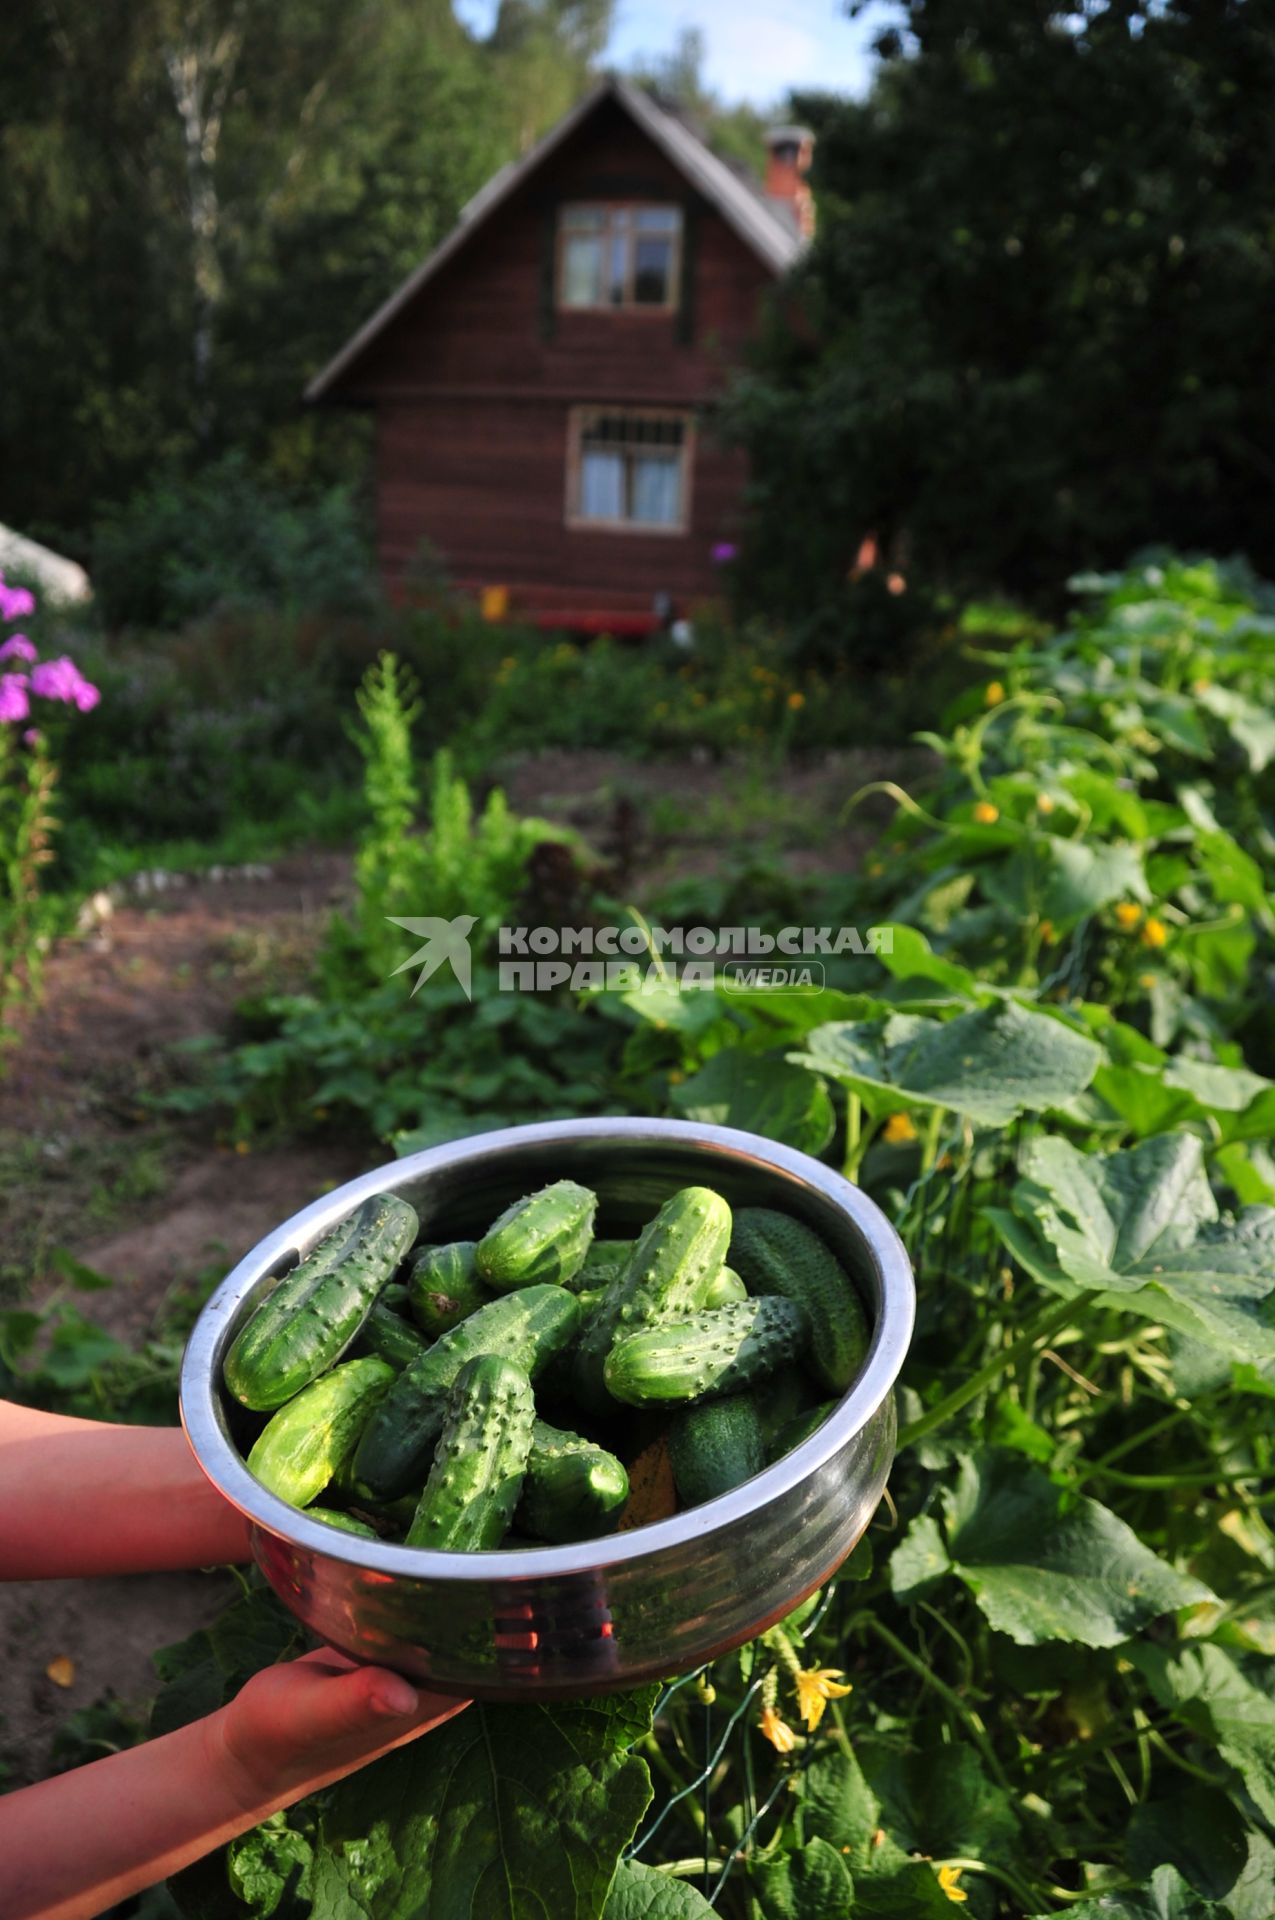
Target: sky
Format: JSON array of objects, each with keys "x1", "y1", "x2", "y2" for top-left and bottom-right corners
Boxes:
[
  {"x1": 608, "y1": 0, "x2": 892, "y2": 107},
  {"x1": 453, "y1": 0, "x2": 896, "y2": 109}
]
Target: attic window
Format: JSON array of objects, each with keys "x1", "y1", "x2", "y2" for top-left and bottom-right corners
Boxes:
[
  {"x1": 566, "y1": 408, "x2": 692, "y2": 533},
  {"x1": 558, "y1": 205, "x2": 683, "y2": 311}
]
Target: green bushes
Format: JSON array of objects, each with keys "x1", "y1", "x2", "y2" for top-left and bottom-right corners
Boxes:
[
  {"x1": 167, "y1": 652, "x2": 623, "y2": 1145},
  {"x1": 91, "y1": 453, "x2": 378, "y2": 631}
]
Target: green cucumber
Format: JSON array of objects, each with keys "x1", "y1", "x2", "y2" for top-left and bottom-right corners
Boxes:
[
  {"x1": 516, "y1": 1420, "x2": 630, "y2": 1544},
  {"x1": 358, "y1": 1301, "x2": 430, "y2": 1369},
  {"x1": 767, "y1": 1399, "x2": 838, "y2": 1465},
  {"x1": 752, "y1": 1363, "x2": 822, "y2": 1446},
  {"x1": 668, "y1": 1394, "x2": 765, "y2": 1508},
  {"x1": 475, "y1": 1179, "x2": 598, "y2": 1290},
  {"x1": 354, "y1": 1284, "x2": 581, "y2": 1497},
  {"x1": 729, "y1": 1208, "x2": 871, "y2": 1394},
  {"x1": 306, "y1": 1506, "x2": 381, "y2": 1540},
  {"x1": 695, "y1": 1266, "x2": 748, "y2": 1310},
  {"x1": 246, "y1": 1356, "x2": 396, "y2": 1507},
  {"x1": 603, "y1": 1297, "x2": 809, "y2": 1407},
  {"x1": 574, "y1": 1186, "x2": 733, "y2": 1413},
  {"x1": 408, "y1": 1241, "x2": 490, "y2": 1336},
  {"x1": 224, "y1": 1193, "x2": 419, "y2": 1411},
  {"x1": 404, "y1": 1356, "x2": 535, "y2": 1550}
]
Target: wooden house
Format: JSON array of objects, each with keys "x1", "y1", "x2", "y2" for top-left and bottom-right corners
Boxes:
[{"x1": 306, "y1": 76, "x2": 812, "y2": 633}]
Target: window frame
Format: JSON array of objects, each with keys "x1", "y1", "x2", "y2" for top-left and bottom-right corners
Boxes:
[
  {"x1": 555, "y1": 202, "x2": 684, "y2": 314},
  {"x1": 565, "y1": 406, "x2": 696, "y2": 537}
]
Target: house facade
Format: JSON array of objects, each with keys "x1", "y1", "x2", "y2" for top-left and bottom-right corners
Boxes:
[{"x1": 307, "y1": 78, "x2": 811, "y2": 632}]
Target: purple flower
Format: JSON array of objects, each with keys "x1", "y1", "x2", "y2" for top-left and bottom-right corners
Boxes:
[
  {"x1": 21, "y1": 728, "x2": 40, "y2": 747},
  {"x1": 0, "y1": 583, "x2": 36, "y2": 623},
  {"x1": 0, "y1": 633, "x2": 37, "y2": 663},
  {"x1": 0, "y1": 675, "x2": 30, "y2": 723},
  {"x1": 711, "y1": 541, "x2": 738, "y2": 565},
  {"x1": 30, "y1": 655, "x2": 100, "y2": 711}
]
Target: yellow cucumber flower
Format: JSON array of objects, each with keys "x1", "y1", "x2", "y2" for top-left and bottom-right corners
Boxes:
[
  {"x1": 984, "y1": 680, "x2": 1005, "y2": 705},
  {"x1": 883, "y1": 1112, "x2": 918, "y2": 1144},
  {"x1": 972, "y1": 801, "x2": 999, "y2": 824},
  {"x1": 938, "y1": 1864, "x2": 968, "y2": 1903},
  {"x1": 758, "y1": 1703, "x2": 797, "y2": 1752},
  {"x1": 794, "y1": 1667, "x2": 853, "y2": 1730},
  {"x1": 1141, "y1": 917, "x2": 1168, "y2": 948},
  {"x1": 1114, "y1": 901, "x2": 1143, "y2": 930}
]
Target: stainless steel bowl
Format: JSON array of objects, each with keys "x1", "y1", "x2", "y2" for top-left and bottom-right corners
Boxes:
[{"x1": 181, "y1": 1117, "x2": 914, "y2": 1700}]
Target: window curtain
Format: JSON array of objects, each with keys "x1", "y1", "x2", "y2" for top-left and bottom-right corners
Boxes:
[
  {"x1": 631, "y1": 453, "x2": 682, "y2": 526},
  {"x1": 562, "y1": 235, "x2": 601, "y2": 307},
  {"x1": 580, "y1": 449, "x2": 624, "y2": 520}
]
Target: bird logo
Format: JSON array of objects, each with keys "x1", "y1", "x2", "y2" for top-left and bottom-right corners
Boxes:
[{"x1": 386, "y1": 914, "x2": 479, "y2": 1000}]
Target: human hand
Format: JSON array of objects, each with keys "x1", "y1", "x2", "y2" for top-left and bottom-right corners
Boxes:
[{"x1": 206, "y1": 1647, "x2": 469, "y2": 1815}]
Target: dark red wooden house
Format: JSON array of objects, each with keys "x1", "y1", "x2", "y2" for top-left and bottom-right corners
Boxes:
[{"x1": 306, "y1": 77, "x2": 812, "y2": 632}]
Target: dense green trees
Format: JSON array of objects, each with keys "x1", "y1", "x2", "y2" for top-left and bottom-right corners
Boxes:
[
  {"x1": 0, "y1": 0, "x2": 611, "y2": 553},
  {"x1": 726, "y1": 0, "x2": 1275, "y2": 644}
]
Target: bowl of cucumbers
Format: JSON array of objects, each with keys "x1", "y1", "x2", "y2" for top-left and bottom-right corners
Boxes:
[{"x1": 181, "y1": 1117, "x2": 914, "y2": 1699}]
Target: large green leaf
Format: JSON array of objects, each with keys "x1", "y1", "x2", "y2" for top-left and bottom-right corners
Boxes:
[
  {"x1": 869, "y1": 924, "x2": 981, "y2": 1000},
  {"x1": 799, "y1": 1748, "x2": 952, "y2": 1917},
  {"x1": 1196, "y1": 683, "x2": 1275, "y2": 773},
  {"x1": 860, "y1": 1741, "x2": 1022, "y2": 1873},
  {"x1": 749, "y1": 1839, "x2": 855, "y2": 1920},
  {"x1": 308, "y1": 1693, "x2": 656, "y2": 1919},
  {"x1": 669, "y1": 1051, "x2": 835, "y2": 1154},
  {"x1": 1126, "y1": 1789, "x2": 1250, "y2": 1904},
  {"x1": 791, "y1": 999, "x2": 1101, "y2": 1126},
  {"x1": 1131, "y1": 1643, "x2": 1275, "y2": 1828},
  {"x1": 1037, "y1": 837, "x2": 1149, "y2": 925},
  {"x1": 1027, "y1": 1864, "x2": 1224, "y2": 1919},
  {"x1": 604, "y1": 1860, "x2": 716, "y2": 1918},
  {"x1": 937, "y1": 1451, "x2": 1212, "y2": 1647},
  {"x1": 987, "y1": 1133, "x2": 1275, "y2": 1362}
]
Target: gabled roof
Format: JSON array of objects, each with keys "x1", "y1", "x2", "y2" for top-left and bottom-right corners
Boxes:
[{"x1": 305, "y1": 74, "x2": 805, "y2": 403}]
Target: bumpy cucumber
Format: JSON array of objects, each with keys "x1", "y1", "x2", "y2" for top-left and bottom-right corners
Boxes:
[
  {"x1": 728, "y1": 1208, "x2": 871, "y2": 1394},
  {"x1": 668, "y1": 1394, "x2": 765, "y2": 1508},
  {"x1": 246, "y1": 1356, "x2": 396, "y2": 1507},
  {"x1": 354, "y1": 1284, "x2": 581, "y2": 1497},
  {"x1": 767, "y1": 1399, "x2": 838, "y2": 1465},
  {"x1": 574, "y1": 1186, "x2": 733, "y2": 1413},
  {"x1": 306, "y1": 1506, "x2": 381, "y2": 1539},
  {"x1": 475, "y1": 1180, "x2": 597, "y2": 1290},
  {"x1": 358, "y1": 1302, "x2": 430, "y2": 1369},
  {"x1": 516, "y1": 1420, "x2": 629, "y2": 1544},
  {"x1": 404, "y1": 1356, "x2": 535, "y2": 1550},
  {"x1": 695, "y1": 1266, "x2": 748, "y2": 1310},
  {"x1": 604, "y1": 1297, "x2": 809, "y2": 1407},
  {"x1": 224, "y1": 1193, "x2": 419, "y2": 1411},
  {"x1": 408, "y1": 1242, "x2": 489, "y2": 1336}
]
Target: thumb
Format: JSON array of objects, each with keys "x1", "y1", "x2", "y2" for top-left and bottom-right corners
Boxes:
[{"x1": 286, "y1": 1662, "x2": 422, "y2": 1748}]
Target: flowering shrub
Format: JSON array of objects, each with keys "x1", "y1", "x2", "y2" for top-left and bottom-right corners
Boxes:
[{"x1": 0, "y1": 571, "x2": 100, "y2": 1014}]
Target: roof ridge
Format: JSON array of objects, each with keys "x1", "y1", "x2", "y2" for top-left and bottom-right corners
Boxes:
[{"x1": 305, "y1": 73, "x2": 803, "y2": 404}]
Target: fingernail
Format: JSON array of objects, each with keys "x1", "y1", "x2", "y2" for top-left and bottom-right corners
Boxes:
[{"x1": 371, "y1": 1676, "x2": 420, "y2": 1717}]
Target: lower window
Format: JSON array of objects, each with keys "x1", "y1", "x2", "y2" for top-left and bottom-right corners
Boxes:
[{"x1": 567, "y1": 409, "x2": 692, "y2": 533}]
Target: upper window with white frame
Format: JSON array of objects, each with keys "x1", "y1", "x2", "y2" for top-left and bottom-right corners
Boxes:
[
  {"x1": 558, "y1": 204, "x2": 683, "y2": 311},
  {"x1": 567, "y1": 409, "x2": 692, "y2": 533}
]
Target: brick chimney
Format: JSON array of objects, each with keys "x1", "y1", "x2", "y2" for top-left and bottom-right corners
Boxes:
[{"x1": 763, "y1": 125, "x2": 816, "y2": 239}]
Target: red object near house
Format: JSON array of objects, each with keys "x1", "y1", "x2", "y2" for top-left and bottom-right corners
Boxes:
[{"x1": 306, "y1": 76, "x2": 812, "y2": 634}]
